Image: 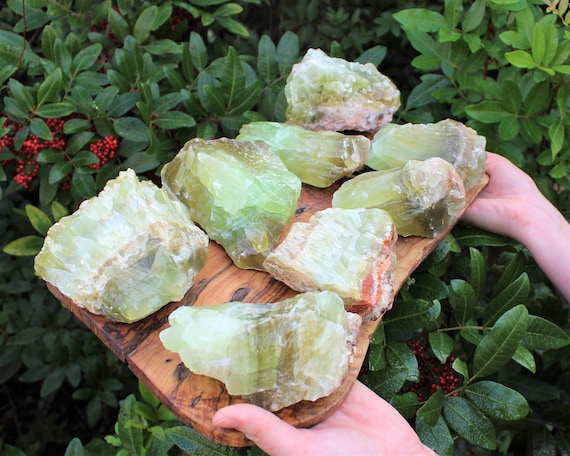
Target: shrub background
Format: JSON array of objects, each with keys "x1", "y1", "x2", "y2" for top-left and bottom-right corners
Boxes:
[{"x1": 1, "y1": 0, "x2": 569, "y2": 454}]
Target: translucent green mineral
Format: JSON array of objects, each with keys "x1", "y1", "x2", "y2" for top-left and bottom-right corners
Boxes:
[
  {"x1": 237, "y1": 121, "x2": 370, "y2": 188},
  {"x1": 159, "y1": 290, "x2": 361, "y2": 411},
  {"x1": 285, "y1": 48, "x2": 401, "y2": 133},
  {"x1": 160, "y1": 138, "x2": 302, "y2": 270},
  {"x1": 34, "y1": 169, "x2": 209, "y2": 323},
  {"x1": 264, "y1": 207, "x2": 397, "y2": 319},
  {"x1": 332, "y1": 157, "x2": 466, "y2": 238},
  {"x1": 366, "y1": 119, "x2": 487, "y2": 190}
]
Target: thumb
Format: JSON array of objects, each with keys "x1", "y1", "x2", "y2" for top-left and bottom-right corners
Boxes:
[{"x1": 213, "y1": 404, "x2": 308, "y2": 456}]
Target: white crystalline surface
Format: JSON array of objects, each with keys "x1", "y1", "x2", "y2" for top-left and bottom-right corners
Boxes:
[
  {"x1": 285, "y1": 48, "x2": 401, "y2": 133},
  {"x1": 34, "y1": 169, "x2": 209, "y2": 323},
  {"x1": 160, "y1": 290, "x2": 362, "y2": 411},
  {"x1": 264, "y1": 207, "x2": 397, "y2": 319}
]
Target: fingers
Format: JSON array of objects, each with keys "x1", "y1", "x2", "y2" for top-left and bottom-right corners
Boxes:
[{"x1": 213, "y1": 404, "x2": 309, "y2": 456}]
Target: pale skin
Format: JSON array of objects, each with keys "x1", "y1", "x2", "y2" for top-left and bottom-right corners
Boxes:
[{"x1": 212, "y1": 152, "x2": 570, "y2": 455}]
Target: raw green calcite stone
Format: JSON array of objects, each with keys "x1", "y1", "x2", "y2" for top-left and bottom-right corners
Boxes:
[
  {"x1": 161, "y1": 138, "x2": 302, "y2": 270},
  {"x1": 285, "y1": 48, "x2": 401, "y2": 133},
  {"x1": 264, "y1": 208, "x2": 397, "y2": 319},
  {"x1": 366, "y1": 119, "x2": 487, "y2": 190},
  {"x1": 159, "y1": 290, "x2": 361, "y2": 411},
  {"x1": 332, "y1": 157, "x2": 466, "y2": 238},
  {"x1": 34, "y1": 169, "x2": 209, "y2": 323},
  {"x1": 237, "y1": 121, "x2": 370, "y2": 188}
]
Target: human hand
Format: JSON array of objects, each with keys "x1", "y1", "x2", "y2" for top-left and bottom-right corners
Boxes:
[
  {"x1": 213, "y1": 380, "x2": 435, "y2": 456},
  {"x1": 462, "y1": 151, "x2": 570, "y2": 303},
  {"x1": 461, "y1": 152, "x2": 543, "y2": 242}
]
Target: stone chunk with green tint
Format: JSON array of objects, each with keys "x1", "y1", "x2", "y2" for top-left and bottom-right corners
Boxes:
[
  {"x1": 237, "y1": 121, "x2": 370, "y2": 187},
  {"x1": 366, "y1": 119, "x2": 487, "y2": 190},
  {"x1": 332, "y1": 157, "x2": 466, "y2": 238},
  {"x1": 34, "y1": 169, "x2": 209, "y2": 323},
  {"x1": 264, "y1": 207, "x2": 397, "y2": 319},
  {"x1": 159, "y1": 290, "x2": 361, "y2": 411},
  {"x1": 285, "y1": 48, "x2": 401, "y2": 133},
  {"x1": 161, "y1": 138, "x2": 302, "y2": 270}
]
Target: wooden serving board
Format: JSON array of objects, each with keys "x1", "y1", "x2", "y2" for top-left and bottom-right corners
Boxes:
[{"x1": 47, "y1": 174, "x2": 488, "y2": 448}]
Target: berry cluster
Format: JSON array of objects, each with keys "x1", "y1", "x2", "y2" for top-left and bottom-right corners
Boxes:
[
  {"x1": 1, "y1": 113, "x2": 120, "y2": 190},
  {"x1": 1, "y1": 116, "x2": 66, "y2": 189},
  {"x1": 89, "y1": 136, "x2": 119, "y2": 169},
  {"x1": 406, "y1": 339, "x2": 461, "y2": 403}
]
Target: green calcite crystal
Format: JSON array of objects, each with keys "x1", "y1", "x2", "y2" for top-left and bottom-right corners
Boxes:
[
  {"x1": 237, "y1": 121, "x2": 370, "y2": 188},
  {"x1": 332, "y1": 157, "x2": 466, "y2": 238},
  {"x1": 159, "y1": 290, "x2": 361, "y2": 411},
  {"x1": 285, "y1": 48, "x2": 401, "y2": 133},
  {"x1": 161, "y1": 138, "x2": 302, "y2": 270},
  {"x1": 34, "y1": 169, "x2": 209, "y2": 323},
  {"x1": 366, "y1": 119, "x2": 487, "y2": 190},
  {"x1": 264, "y1": 208, "x2": 397, "y2": 319}
]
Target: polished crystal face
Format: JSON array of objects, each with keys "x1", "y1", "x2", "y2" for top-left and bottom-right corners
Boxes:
[
  {"x1": 161, "y1": 137, "x2": 302, "y2": 270},
  {"x1": 237, "y1": 121, "x2": 370, "y2": 188},
  {"x1": 366, "y1": 119, "x2": 487, "y2": 190},
  {"x1": 264, "y1": 207, "x2": 397, "y2": 319},
  {"x1": 34, "y1": 169, "x2": 209, "y2": 323},
  {"x1": 332, "y1": 157, "x2": 466, "y2": 238},
  {"x1": 284, "y1": 48, "x2": 401, "y2": 133},
  {"x1": 160, "y1": 290, "x2": 361, "y2": 411}
]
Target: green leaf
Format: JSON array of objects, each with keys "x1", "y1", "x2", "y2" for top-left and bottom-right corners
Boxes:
[
  {"x1": 505, "y1": 50, "x2": 536, "y2": 69},
  {"x1": 492, "y1": 251, "x2": 525, "y2": 298},
  {"x1": 41, "y1": 367, "x2": 66, "y2": 397},
  {"x1": 134, "y1": 5, "x2": 158, "y2": 43},
  {"x1": 429, "y1": 332, "x2": 455, "y2": 363},
  {"x1": 214, "y1": 3, "x2": 243, "y2": 16},
  {"x1": 227, "y1": 82, "x2": 263, "y2": 114},
  {"x1": 3, "y1": 235, "x2": 44, "y2": 256},
  {"x1": 48, "y1": 161, "x2": 73, "y2": 184},
  {"x1": 452, "y1": 357, "x2": 469, "y2": 383},
  {"x1": 416, "y1": 415, "x2": 454, "y2": 456},
  {"x1": 469, "y1": 247, "x2": 486, "y2": 301},
  {"x1": 215, "y1": 16, "x2": 249, "y2": 37},
  {"x1": 54, "y1": 38, "x2": 72, "y2": 75},
  {"x1": 25, "y1": 205, "x2": 53, "y2": 236},
  {"x1": 122, "y1": 152, "x2": 161, "y2": 173},
  {"x1": 108, "y1": 8, "x2": 129, "y2": 44},
  {"x1": 70, "y1": 172, "x2": 96, "y2": 201},
  {"x1": 465, "y1": 101, "x2": 510, "y2": 123},
  {"x1": 367, "y1": 343, "x2": 386, "y2": 371},
  {"x1": 503, "y1": 374, "x2": 560, "y2": 402},
  {"x1": 30, "y1": 117, "x2": 53, "y2": 141},
  {"x1": 512, "y1": 344, "x2": 536, "y2": 373},
  {"x1": 166, "y1": 426, "x2": 241, "y2": 455},
  {"x1": 465, "y1": 381, "x2": 529, "y2": 420},
  {"x1": 276, "y1": 31, "x2": 299, "y2": 75},
  {"x1": 204, "y1": 85, "x2": 227, "y2": 116},
  {"x1": 522, "y1": 316, "x2": 570, "y2": 350},
  {"x1": 498, "y1": 115, "x2": 520, "y2": 141},
  {"x1": 473, "y1": 305, "x2": 528, "y2": 379},
  {"x1": 393, "y1": 8, "x2": 447, "y2": 33},
  {"x1": 462, "y1": 0, "x2": 486, "y2": 33},
  {"x1": 417, "y1": 387, "x2": 444, "y2": 426},
  {"x1": 35, "y1": 102, "x2": 76, "y2": 118},
  {"x1": 152, "y1": 111, "x2": 196, "y2": 130},
  {"x1": 443, "y1": 396, "x2": 496, "y2": 450},
  {"x1": 221, "y1": 47, "x2": 246, "y2": 108},
  {"x1": 51, "y1": 201, "x2": 68, "y2": 221},
  {"x1": 73, "y1": 43, "x2": 103, "y2": 72},
  {"x1": 189, "y1": 31, "x2": 208, "y2": 71},
  {"x1": 501, "y1": 80, "x2": 522, "y2": 114},
  {"x1": 411, "y1": 273, "x2": 448, "y2": 300},
  {"x1": 0, "y1": 65, "x2": 17, "y2": 85},
  {"x1": 356, "y1": 45, "x2": 387, "y2": 66},
  {"x1": 363, "y1": 366, "x2": 409, "y2": 400},
  {"x1": 8, "y1": 78, "x2": 35, "y2": 112},
  {"x1": 548, "y1": 120, "x2": 565, "y2": 157},
  {"x1": 117, "y1": 395, "x2": 144, "y2": 455},
  {"x1": 386, "y1": 342, "x2": 419, "y2": 382},
  {"x1": 390, "y1": 392, "x2": 418, "y2": 419},
  {"x1": 113, "y1": 117, "x2": 150, "y2": 142},
  {"x1": 484, "y1": 273, "x2": 530, "y2": 325},
  {"x1": 383, "y1": 299, "x2": 441, "y2": 330},
  {"x1": 257, "y1": 34, "x2": 278, "y2": 83},
  {"x1": 449, "y1": 279, "x2": 476, "y2": 325}
]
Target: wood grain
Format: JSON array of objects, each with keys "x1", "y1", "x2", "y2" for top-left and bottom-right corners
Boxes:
[{"x1": 47, "y1": 173, "x2": 488, "y2": 448}]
